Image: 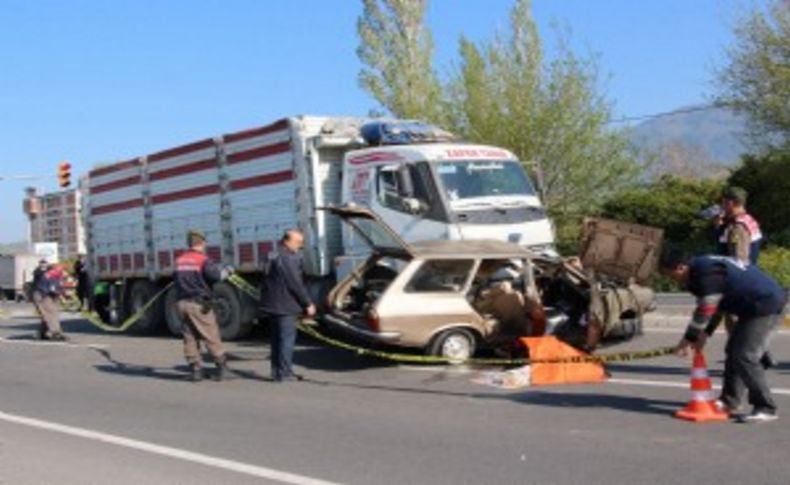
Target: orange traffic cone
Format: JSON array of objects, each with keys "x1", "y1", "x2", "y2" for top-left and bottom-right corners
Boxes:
[{"x1": 675, "y1": 349, "x2": 728, "y2": 422}]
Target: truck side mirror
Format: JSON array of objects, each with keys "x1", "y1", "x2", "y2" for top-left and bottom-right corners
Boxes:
[{"x1": 397, "y1": 165, "x2": 414, "y2": 198}]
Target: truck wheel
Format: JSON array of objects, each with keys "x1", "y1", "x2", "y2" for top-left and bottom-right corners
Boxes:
[
  {"x1": 164, "y1": 286, "x2": 185, "y2": 337},
  {"x1": 212, "y1": 282, "x2": 252, "y2": 341},
  {"x1": 126, "y1": 280, "x2": 166, "y2": 334},
  {"x1": 428, "y1": 328, "x2": 477, "y2": 363}
]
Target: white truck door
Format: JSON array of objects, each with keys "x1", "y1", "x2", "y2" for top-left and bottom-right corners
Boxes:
[{"x1": 368, "y1": 164, "x2": 447, "y2": 244}]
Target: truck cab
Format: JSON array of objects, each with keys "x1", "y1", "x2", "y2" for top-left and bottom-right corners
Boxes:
[{"x1": 339, "y1": 122, "x2": 555, "y2": 266}]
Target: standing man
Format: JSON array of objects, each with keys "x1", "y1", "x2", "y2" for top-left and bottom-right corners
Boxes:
[
  {"x1": 259, "y1": 229, "x2": 316, "y2": 382},
  {"x1": 662, "y1": 253, "x2": 787, "y2": 423},
  {"x1": 174, "y1": 230, "x2": 232, "y2": 382},
  {"x1": 716, "y1": 186, "x2": 763, "y2": 265},
  {"x1": 31, "y1": 263, "x2": 68, "y2": 341},
  {"x1": 709, "y1": 186, "x2": 775, "y2": 368},
  {"x1": 73, "y1": 254, "x2": 90, "y2": 311}
]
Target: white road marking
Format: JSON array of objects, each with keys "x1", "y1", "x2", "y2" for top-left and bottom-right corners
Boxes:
[
  {"x1": 643, "y1": 327, "x2": 790, "y2": 335},
  {"x1": 0, "y1": 337, "x2": 109, "y2": 350},
  {"x1": 0, "y1": 410, "x2": 341, "y2": 485},
  {"x1": 609, "y1": 378, "x2": 790, "y2": 396}
]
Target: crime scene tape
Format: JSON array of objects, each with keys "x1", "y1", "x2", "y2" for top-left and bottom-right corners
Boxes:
[
  {"x1": 70, "y1": 283, "x2": 173, "y2": 333},
  {"x1": 227, "y1": 273, "x2": 677, "y2": 366}
]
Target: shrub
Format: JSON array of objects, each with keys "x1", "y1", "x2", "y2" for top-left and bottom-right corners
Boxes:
[{"x1": 760, "y1": 246, "x2": 790, "y2": 288}]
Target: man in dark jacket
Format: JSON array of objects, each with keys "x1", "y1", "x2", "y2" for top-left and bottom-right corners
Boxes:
[
  {"x1": 259, "y1": 229, "x2": 316, "y2": 382},
  {"x1": 662, "y1": 254, "x2": 787, "y2": 423},
  {"x1": 73, "y1": 254, "x2": 91, "y2": 311},
  {"x1": 175, "y1": 230, "x2": 232, "y2": 382}
]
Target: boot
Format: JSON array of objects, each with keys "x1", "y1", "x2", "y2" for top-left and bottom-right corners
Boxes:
[
  {"x1": 214, "y1": 359, "x2": 230, "y2": 382},
  {"x1": 189, "y1": 364, "x2": 203, "y2": 382}
]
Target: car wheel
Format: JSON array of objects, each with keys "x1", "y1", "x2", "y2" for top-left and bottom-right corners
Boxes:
[{"x1": 429, "y1": 328, "x2": 477, "y2": 363}]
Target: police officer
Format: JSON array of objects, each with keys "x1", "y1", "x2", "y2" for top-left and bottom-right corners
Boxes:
[
  {"x1": 174, "y1": 230, "x2": 232, "y2": 382},
  {"x1": 716, "y1": 187, "x2": 763, "y2": 265},
  {"x1": 31, "y1": 262, "x2": 68, "y2": 341},
  {"x1": 259, "y1": 229, "x2": 316, "y2": 382},
  {"x1": 707, "y1": 186, "x2": 776, "y2": 369},
  {"x1": 662, "y1": 253, "x2": 787, "y2": 423}
]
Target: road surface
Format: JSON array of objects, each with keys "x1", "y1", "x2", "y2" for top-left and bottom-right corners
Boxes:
[{"x1": 1, "y1": 303, "x2": 789, "y2": 484}]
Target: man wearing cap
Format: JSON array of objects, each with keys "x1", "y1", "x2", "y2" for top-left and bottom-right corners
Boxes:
[
  {"x1": 259, "y1": 229, "x2": 316, "y2": 382},
  {"x1": 708, "y1": 186, "x2": 776, "y2": 369},
  {"x1": 31, "y1": 262, "x2": 68, "y2": 341},
  {"x1": 662, "y1": 253, "x2": 787, "y2": 423},
  {"x1": 174, "y1": 230, "x2": 233, "y2": 382},
  {"x1": 716, "y1": 187, "x2": 763, "y2": 265}
]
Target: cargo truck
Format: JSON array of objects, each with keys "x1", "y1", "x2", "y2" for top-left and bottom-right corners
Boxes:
[{"x1": 84, "y1": 116, "x2": 556, "y2": 340}]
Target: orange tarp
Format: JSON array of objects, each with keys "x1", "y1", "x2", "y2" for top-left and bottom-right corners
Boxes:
[{"x1": 518, "y1": 336, "x2": 607, "y2": 386}]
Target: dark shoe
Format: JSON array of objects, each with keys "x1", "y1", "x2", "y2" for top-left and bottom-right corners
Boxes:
[
  {"x1": 189, "y1": 364, "x2": 203, "y2": 382},
  {"x1": 36, "y1": 329, "x2": 48, "y2": 340},
  {"x1": 274, "y1": 373, "x2": 304, "y2": 383},
  {"x1": 214, "y1": 361, "x2": 230, "y2": 382},
  {"x1": 49, "y1": 332, "x2": 69, "y2": 342}
]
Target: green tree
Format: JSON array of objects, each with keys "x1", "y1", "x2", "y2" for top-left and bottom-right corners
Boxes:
[
  {"x1": 727, "y1": 148, "x2": 790, "y2": 245},
  {"x1": 717, "y1": 0, "x2": 790, "y2": 148},
  {"x1": 357, "y1": 0, "x2": 445, "y2": 122},
  {"x1": 601, "y1": 175, "x2": 725, "y2": 253},
  {"x1": 357, "y1": 0, "x2": 642, "y2": 248},
  {"x1": 446, "y1": 0, "x2": 641, "y2": 244}
]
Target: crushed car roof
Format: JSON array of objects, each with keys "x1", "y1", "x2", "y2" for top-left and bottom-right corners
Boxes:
[{"x1": 408, "y1": 239, "x2": 534, "y2": 258}]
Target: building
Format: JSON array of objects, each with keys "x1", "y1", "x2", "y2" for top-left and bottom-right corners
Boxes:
[{"x1": 23, "y1": 186, "x2": 86, "y2": 260}]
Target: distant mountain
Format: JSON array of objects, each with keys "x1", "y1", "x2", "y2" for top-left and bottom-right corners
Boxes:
[
  {"x1": 628, "y1": 105, "x2": 750, "y2": 170},
  {"x1": 0, "y1": 241, "x2": 30, "y2": 255}
]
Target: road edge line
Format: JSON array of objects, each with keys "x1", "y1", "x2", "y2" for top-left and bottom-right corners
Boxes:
[{"x1": 0, "y1": 410, "x2": 341, "y2": 485}]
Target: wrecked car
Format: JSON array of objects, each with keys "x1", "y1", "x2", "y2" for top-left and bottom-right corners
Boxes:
[{"x1": 321, "y1": 206, "x2": 663, "y2": 361}]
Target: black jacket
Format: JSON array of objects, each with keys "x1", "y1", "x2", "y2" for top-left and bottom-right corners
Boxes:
[{"x1": 259, "y1": 245, "x2": 312, "y2": 316}]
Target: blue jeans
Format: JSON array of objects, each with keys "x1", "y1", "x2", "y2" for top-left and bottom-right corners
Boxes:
[
  {"x1": 721, "y1": 313, "x2": 782, "y2": 413},
  {"x1": 269, "y1": 314, "x2": 298, "y2": 381}
]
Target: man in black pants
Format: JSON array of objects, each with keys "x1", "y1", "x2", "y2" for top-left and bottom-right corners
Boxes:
[
  {"x1": 662, "y1": 253, "x2": 787, "y2": 423},
  {"x1": 259, "y1": 229, "x2": 316, "y2": 382}
]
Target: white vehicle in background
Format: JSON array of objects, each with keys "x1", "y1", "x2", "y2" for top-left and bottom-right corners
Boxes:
[
  {"x1": 0, "y1": 254, "x2": 40, "y2": 301},
  {"x1": 83, "y1": 117, "x2": 554, "y2": 339}
]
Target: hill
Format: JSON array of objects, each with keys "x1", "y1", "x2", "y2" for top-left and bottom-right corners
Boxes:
[{"x1": 628, "y1": 105, "x2": 750, "y2": 175}]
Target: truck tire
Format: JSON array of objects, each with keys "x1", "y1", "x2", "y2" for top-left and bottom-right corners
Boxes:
[
  {"x1": 428, "y1": 327, "x2": 477, "y2": 363},
  {"x1": 164, "y1": 286, "x2": 185, "y2": 337},
  {"x1": 126, "y1": 280, "x2": 165, "y2": 335},
  {"x1": 212, "y1": 282, "x2": 252, "y2": 341}
]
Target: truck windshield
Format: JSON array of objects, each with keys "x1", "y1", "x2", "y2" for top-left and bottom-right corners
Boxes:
[{"x1": 434, "y1": 160, "x2": 537, "y2": 205}]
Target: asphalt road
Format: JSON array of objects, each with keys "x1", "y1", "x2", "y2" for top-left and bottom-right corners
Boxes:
[{"x1": 1, "y1": 304, "x2": 789, "y2": 485}]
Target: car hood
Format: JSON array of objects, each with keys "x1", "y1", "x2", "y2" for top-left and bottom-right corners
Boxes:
[{"x1": 578, "y1": 217, "x2": 664, "y2": 284}]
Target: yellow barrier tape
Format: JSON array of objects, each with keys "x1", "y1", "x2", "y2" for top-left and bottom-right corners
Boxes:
[
  {"x1": 226, "y1": 273, "x2": 676, "y2": 366},
  {"x1": 77, "y1": 283, "x2": 173, "y2": 333},
  {"x1": 297, "y1": 322, "x2": 676, "y2": 365}
]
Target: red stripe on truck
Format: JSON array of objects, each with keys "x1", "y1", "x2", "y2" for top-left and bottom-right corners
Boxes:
[
  {"x1": 227, "y1": 141, "x2": 291, "y2": 165},
  {"x1": 91, "y1": 198, "x2": 144, "y2": 215},
  {"x1": 149, "y1": 157, "x2": 217, "y2": 181},
  {"x1": 151, "y1": 184, "x2": 219, "y2": 204},
  {"x1": 90, "y1": 175, "x2": 142, "y2": 194},
  {"x1": 148, "y1": 139, "x2": 215, "y2": 163},
  {"x1": 229, "y1": 170, "x2": 293, "y2": 191},
  {"x1": 223, "y1": 119, "x2": 289, "y2": 143},
  {"x1": 89, "y1": 159, "x2": 140, "y2": 178}
]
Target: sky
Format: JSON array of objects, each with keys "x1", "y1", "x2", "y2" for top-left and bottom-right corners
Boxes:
[{"x1": 0, "y1": 0, "x2": 760, "y2": 242}]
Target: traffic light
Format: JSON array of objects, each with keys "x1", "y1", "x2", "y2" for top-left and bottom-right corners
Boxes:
[{"x1": 58, "y1": 161, "x2": 71, "y2": 188}]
